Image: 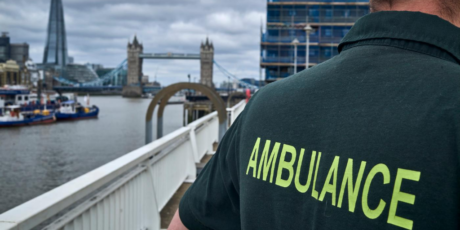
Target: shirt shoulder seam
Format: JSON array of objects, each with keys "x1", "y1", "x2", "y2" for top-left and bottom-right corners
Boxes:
[{"x1": 342, "y1": 42, "x2": 459, "y2": 64}]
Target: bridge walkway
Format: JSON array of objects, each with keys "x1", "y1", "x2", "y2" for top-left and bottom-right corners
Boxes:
[{"x1": 160, "y1": 153, "x2": 214, "y2": 229}]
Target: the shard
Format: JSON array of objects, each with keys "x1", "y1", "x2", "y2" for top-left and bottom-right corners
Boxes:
[{"x1": 43, "y1": 0, "x2": 68, "y2": 67}]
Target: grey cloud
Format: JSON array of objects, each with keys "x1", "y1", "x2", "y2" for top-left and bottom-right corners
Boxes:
[{"x1": 0, "y1": 0, "x2": 266, "y2": 85}]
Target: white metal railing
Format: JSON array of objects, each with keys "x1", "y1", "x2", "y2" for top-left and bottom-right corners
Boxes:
[
  {"x1": 0, "y1": 101, "x2": 246, "y2": 230},
  {"x1": 227, "y1": 100, "x2": 246, "y2": 126}
]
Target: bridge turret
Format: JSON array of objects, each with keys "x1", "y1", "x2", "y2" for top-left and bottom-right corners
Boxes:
[
  {"x1": 127, "y1": 35, "x2": 143, "y2": 86},
  {"x1": 200, "y1": 37, "x2": 214, "y2": 89},
  {"x1": 123, "y1": 35, "x2": 144, "y2": 97}
]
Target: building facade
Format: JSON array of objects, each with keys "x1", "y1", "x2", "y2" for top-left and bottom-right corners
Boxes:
[
  {"x1": 0, "y1": 32, "x2": 30, "y2": 68},
  {"x1": 62, "y1": 64, "x2": 100, "y2": 84},
  {"x1": 43, "y1": 0, "x2": 68, "y2": 67},
  {"x1": 0, "y1": 32, "x2": 11, "y2": 63},
  {"x1": 261, "y1": 0, "x2": 369, "y2": 82},
  {"x1": 10, "y1": 43, "x2": 29, "y2": 68},
  {"x1": 0, "y1": 60, "x2": 20, "y2": 86}
]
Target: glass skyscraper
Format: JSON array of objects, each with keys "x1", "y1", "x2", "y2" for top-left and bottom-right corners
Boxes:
[
  {"x1": 261, "y1": 0, "x2": 370, "y2": 82},
  {"x1": 41, "y1": 0, "x2": 99, "y2": 85},
  {"x1": 43, "y1": 0, "x2": 68, "y2": 67},
  {"x1": 0, "y1": 32, "x2": 10, "y2": 63}
]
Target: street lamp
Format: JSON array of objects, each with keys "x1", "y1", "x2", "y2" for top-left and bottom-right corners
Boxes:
[
  {"x1": 304, "y1": 24, "x2": 314, "y2": 70},
  {"x1": 227, "y1": 76, "x2": 231, "y2": 95},
  {"x1": 292, "y1": 38, "x2": 299, "y2": 74},
  {"x1": 187, "y1": 74, "x2": 191, "y2": 95}
]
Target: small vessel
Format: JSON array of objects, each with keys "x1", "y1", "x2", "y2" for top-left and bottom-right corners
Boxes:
[
  {"x1": 0, "y1": 86, "x2": 60, "y2": 114},
  {"x1": 0, "y1": 105, "x2": 56, "y2": 127},
  {"x1": 55, "y1": 100, "x2": 99, "y2": 121}
]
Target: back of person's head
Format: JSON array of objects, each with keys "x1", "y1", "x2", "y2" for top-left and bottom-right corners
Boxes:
[{"x1": 370, "y1": 0, "x2": 460, "y2": 26}]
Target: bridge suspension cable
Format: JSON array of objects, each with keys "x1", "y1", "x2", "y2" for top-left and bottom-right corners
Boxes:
[
  {"x1": 53, "y1": 59, "x2": 260, "y2": 89},
  {"x1": 213, "y1": 60, "x2": 260, "y2": 90}
]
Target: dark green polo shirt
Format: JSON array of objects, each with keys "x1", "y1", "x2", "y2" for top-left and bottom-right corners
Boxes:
[{"x1": 180, "y1": 11, "x2": 460, "y2": 230}]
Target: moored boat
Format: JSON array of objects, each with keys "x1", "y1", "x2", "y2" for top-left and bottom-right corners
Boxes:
[
  {"x1": 0, "y1": 105, "x2": 55, "y2": 127},
  {"x1": 55, "y1": 101, "x2": 99, "y2": 121},
  {"x1": 0, "y1": 86, "x2": 60, "y2": 114}
]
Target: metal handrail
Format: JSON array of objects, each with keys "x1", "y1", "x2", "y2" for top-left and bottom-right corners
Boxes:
[
  {"x1": 0, "y1": 101, "x2": 247, "y2": 230},
  {"x1": 0, "y1": 126, "x2": 191, "y2": 230},
  {"x1": 227, "y1": 100, "x2": 246, "y2": 125}
]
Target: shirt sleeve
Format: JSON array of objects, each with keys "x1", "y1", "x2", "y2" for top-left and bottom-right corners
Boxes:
[{"x1": 179, "y1": 115, "x2": 242, "y2": 230}]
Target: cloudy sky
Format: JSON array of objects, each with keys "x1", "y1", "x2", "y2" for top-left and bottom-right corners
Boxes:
[{"x1": 0, "y1": 0, "x2": 266, "y2": 86}]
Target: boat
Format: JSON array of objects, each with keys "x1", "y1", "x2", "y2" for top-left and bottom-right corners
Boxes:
[
  {"x1": 0, "y1": 86, "x2": 59, "y2": 115},
  {"x1": 55, "y1": 100, "x2": 99, "y2": 121},
  {"x1": 0, "y1": 105, "x2": 56, "y2": 127}
]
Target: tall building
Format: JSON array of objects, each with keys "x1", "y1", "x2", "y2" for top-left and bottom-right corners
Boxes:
[
  {"x1": 43, "y1": 0, "x2": 68, "y2": 67},
  {"x1": 10, "y1": 43, "x2": 29, "y2": 68},
  {"x1": 261, "y1": 0, "x2": 369, "y2": 82},
  {"x1": 0, "y1": 32, "x2": 11, "y2": 63},
  {"x1": 40, "y1": 0, "x2": 99, "y2": 87},
  {"x1": 0, "y1": 33, "x2": 29, "y2": 67}
]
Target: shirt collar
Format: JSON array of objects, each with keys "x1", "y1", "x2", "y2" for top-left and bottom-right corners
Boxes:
[{"x1": 339, "y1": 11, "x2": 460, "y2": 64}]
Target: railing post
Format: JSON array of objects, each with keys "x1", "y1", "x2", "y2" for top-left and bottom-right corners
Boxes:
[
  {"x1": 219, "y1": 120, "x2": 227, "y2": 141},
  {"x1": 146, "y1": 120, "x2": 153, "y2": 144},
  {"x1": 186, "y1": 137, "x2": 197, "y2": 182},
  {"x1": 189, "y1": 126, "x2": 200, "y2": 163},
  {"x1": 157, "y1": 116, "x2": 163, "y2": 139},
  {"x1": 147, "y1": 166, "x2": 161, "y2": 230}
]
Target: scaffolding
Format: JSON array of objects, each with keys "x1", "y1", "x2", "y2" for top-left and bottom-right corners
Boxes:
[{"x1": 261, "y1": 0, "x2": 370, "y2": 81}]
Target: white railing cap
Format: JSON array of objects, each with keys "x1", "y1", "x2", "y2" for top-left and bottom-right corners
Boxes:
[
  {"x1": 0, "y1": 126, "x2": 193, "y2": 230},
  {"x1": 188, "y1": 111, "x2": 218, "y2": 127},
  {"x1": 226, "y1": 100, "x2": 246, "y2": 112},
  {"x1": 0, "y1": 104, "x2": 239, "y2": 230}
]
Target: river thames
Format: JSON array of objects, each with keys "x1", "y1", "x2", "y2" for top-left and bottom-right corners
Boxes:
[{"x1": 0, "y1": 96, "x2": 183, "y2": 213}]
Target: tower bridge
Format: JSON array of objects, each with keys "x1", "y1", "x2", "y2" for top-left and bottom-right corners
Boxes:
[
  {"x1": 51, "y1": 36, "x2": 259, "y2": 94},
  {"x1": 122, "y1": 36, "x2": 214, "y2": 97}
]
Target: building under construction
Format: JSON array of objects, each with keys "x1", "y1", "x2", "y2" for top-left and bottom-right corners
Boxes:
[{"x1": 261, "y1": 0, "x2": 370, "y2": 82}]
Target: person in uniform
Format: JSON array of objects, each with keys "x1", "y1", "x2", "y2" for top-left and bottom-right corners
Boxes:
[{"x1": 170, "y1": 0, "x2": 460, "y2": 229}]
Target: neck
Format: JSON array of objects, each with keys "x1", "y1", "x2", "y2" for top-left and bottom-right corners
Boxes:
[{"x1": 373, "y1": 1, "x2": 460, "y2": 27}]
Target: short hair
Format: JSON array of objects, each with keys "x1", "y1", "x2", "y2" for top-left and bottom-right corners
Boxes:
[
  {"x1": 370, "y1": 0, "x2": 460, "y2": 20},
  {"x1": 369, "y1": 0, "x2": 392, "y2": 12}
]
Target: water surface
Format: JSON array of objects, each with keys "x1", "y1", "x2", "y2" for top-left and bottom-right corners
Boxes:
[{"x1": 0, "y1": 96, "x2": 183, "y2": 213}]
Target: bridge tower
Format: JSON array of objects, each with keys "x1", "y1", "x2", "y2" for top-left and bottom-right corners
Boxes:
[
  {"x1": 200, "y1": 38, "x2": 214, "y2": 88},
  {"x1": 123, "y1": 36, "x2": 144, "y2": 97}
]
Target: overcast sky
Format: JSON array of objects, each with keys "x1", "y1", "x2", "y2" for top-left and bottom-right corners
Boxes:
[{"x1": 0, "y1": 0, "x2": 266, "y2": 86}]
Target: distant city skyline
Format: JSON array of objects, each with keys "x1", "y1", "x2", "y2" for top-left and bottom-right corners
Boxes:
[{"x1": 0, "y1": 0, "x2": 265, "y2": 86}]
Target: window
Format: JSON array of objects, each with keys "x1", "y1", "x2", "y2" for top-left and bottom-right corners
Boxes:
[
  {"x1": 309, "y1": 9, "x2": 319, "y2": 17},
  {"x1": 24, "y1": 96, "x2": 28, "y2": 101},
  {"x1": 325, "y1": 29, "x2": 332, "y2": 36},
  {"x1": 326, "y1": 9, "x2": 333, "y2": 18},
  {"x1": 18, "y1": 96, "x2": 22, "y2": 101}
]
